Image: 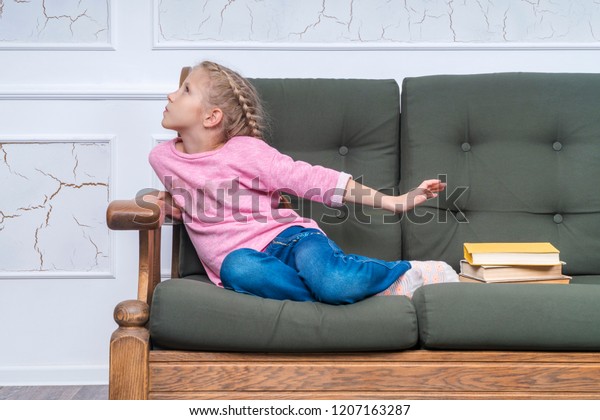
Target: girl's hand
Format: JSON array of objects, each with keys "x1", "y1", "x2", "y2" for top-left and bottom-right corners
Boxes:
[
  {"x1": 401, "y1": 179, "x2": 446, "y2": 211},
  {"x1": 143, "y1": 190, "x2": 183, "y2": 222}
]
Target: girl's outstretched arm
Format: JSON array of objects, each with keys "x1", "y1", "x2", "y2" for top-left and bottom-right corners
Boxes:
[{"x1": 342, "y1": 178, "x2": 445, "y2": 213}]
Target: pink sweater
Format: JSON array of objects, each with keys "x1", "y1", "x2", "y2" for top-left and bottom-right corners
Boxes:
[{"x1": 149, "y1": 137, "x2": 352, "y2": 286}]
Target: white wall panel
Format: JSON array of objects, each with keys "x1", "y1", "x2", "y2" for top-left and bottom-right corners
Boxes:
[
  {"x1": 0, "y1": 0, "x2": 113, "y2": 49},
  {"x1": 155, "y1": 0, "x2": 600, "y2": 49},
  {"x1": 0, "y1": 138, "x2": 112, "y2": 278}
]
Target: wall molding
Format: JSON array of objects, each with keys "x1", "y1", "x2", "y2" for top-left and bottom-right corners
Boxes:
[
  {"x1": 0, "y1": 135, "x2": 115, "y2": 280},
  {"x1": 151, "y1": 135, "x2": 175, "y2": 280},
  {"x1": 0, "y1": 89, "x2": 168, "y2": 101},
  {"x1": 0, "y1": 135, "x2": 115, "y2": 142},
  {"x1": 152, "y1": 40, "x2": 600, "y2": 51},
  {"x1": 0, "y1": 43, "x2": 115, "y2": 51},
  {"x1": 1, "y1": 272, "x2": 115, "y2": 280}
]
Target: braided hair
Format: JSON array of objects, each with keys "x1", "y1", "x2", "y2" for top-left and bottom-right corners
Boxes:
[{"x1": 195, "y1": 61, "x2": 266, "y2": 140}]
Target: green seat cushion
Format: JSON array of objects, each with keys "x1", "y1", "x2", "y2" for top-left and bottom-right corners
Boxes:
[
  {"x1": 413, "y1": 283, "x2": 600, "y2": 350},
  {"x1": 149, "y1": 278, "x2": 418, "y2": 352},
  {"x1": 570, "y1": 275, "x2": 600, "y2": 285}
]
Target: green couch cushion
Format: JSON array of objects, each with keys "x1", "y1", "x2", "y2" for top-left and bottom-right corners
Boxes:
[
  {"x1": 400, "y1": 73, "x2": 600, "y2": 277},
  {"x1": 150, "y1": 278, "x2": 418, "y2": 352},
  {"x1": 570, "y1": 275, "x2": 600, "y2": 285},
  {"x1": 413, "y1": 283, "x2": 600, "y2": 350}
]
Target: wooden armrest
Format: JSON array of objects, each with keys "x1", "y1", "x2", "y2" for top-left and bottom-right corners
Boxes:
[
  {"x1": 107, "y1": 195, "x2": 163, "y2": 231},
  {"x1": 107, "y1": 190, "x2": 166, "y2": 304}
]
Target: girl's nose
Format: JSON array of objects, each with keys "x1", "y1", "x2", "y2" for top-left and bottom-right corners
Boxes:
[{"x1": 167, "y1": 91, "x2": 176, "y2": 102}]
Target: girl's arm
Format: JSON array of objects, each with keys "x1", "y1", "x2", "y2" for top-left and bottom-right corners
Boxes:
[{"x1": 342, "y1": 178, "x2": 445, "y2": 213}]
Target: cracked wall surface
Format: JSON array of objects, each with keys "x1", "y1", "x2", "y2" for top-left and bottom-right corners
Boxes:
[
  {"x1": 0, "y1": 0, "x2": 110, "y2": 44},
  {"x1": 0, "y1": 141, "x2": 110, "y2": 276},
  {"x1": 156, "y1": 0, "x2": 600, "y2": 45}
]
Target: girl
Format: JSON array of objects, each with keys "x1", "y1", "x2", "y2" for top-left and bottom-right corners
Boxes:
[{"x1": 149, "y1": 60, "x2": 458, "y2": 305}]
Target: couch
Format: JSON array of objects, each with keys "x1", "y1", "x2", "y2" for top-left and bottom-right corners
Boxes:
[{"x1": 106, "y1": 69, "x2": 600, "y2": 400}]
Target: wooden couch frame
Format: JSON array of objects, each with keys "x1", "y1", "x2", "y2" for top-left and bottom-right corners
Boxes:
[
  {"x1": 107, "y1": 197, "x2": 600, "y2": 400},
  {"x1": 107, "y1": 67, "x2": 600, "y2": 399}
]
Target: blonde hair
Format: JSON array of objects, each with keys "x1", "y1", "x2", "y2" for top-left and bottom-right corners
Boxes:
[{"x1": 194, "y1": 61, "x2": 266, "y2": 140}]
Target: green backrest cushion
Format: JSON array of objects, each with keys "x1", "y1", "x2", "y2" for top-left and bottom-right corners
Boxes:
[
  {"x1": 400, "y1": 73, "x2": 600, "y2": 276},
  {"x1": 179, "y1": 78, "x2": 402, "y2": 277}
]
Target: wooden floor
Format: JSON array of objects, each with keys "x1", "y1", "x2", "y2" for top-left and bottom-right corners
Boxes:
[{"x1": 0, "y1": 386, "x2": 108, "y2": 400}]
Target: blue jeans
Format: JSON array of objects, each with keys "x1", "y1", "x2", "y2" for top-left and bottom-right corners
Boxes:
[{"x1": 220, "y1": 226, "x2": 411, "y2": 304}]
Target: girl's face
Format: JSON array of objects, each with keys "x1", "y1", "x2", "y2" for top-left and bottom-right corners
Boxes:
[{"x1": 162, "y1": 69, "x2": 212, "y2": 133}]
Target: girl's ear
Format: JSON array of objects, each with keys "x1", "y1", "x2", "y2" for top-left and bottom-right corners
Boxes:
[{"x1": 204, "y1": 108, "x2": 223, "y2": 128}]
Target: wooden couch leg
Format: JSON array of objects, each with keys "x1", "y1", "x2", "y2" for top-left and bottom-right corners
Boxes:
[{"x1": 109, "y1": 300, "x2": 150, "y2": 400}]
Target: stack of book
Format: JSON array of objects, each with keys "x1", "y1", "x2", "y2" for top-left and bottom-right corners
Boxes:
[{"x1": 460, "y1": 242, "x2": 571, "y2": 284}]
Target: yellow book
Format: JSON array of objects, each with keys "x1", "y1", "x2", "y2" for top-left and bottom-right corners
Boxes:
[{"x1": 463, "y1": 242, "x2": 560, "y2": 266}]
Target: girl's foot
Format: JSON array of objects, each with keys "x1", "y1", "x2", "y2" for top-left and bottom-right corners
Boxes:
[{"x1": 376, "y1": 261, "x2": 458, "y2": 298}]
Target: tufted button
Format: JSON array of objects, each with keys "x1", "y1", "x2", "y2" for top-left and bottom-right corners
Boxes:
[
  {"x1": 338, "y1": 146, "x2": 349, "y2": 156},
  {"x1": 553, "y1": 141, "x2": 563, "y2": 151},
  {"x1": 553, "y1": 214, "x2": 563, "y2": 224},
  {"x1": 461, "y1": 142, "x2": 471, "y2": 152}
]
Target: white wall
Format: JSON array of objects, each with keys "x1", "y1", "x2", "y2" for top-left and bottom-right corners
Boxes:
[{"x1": 0, "y1": 0, "x2": 599, "y2": 385}]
